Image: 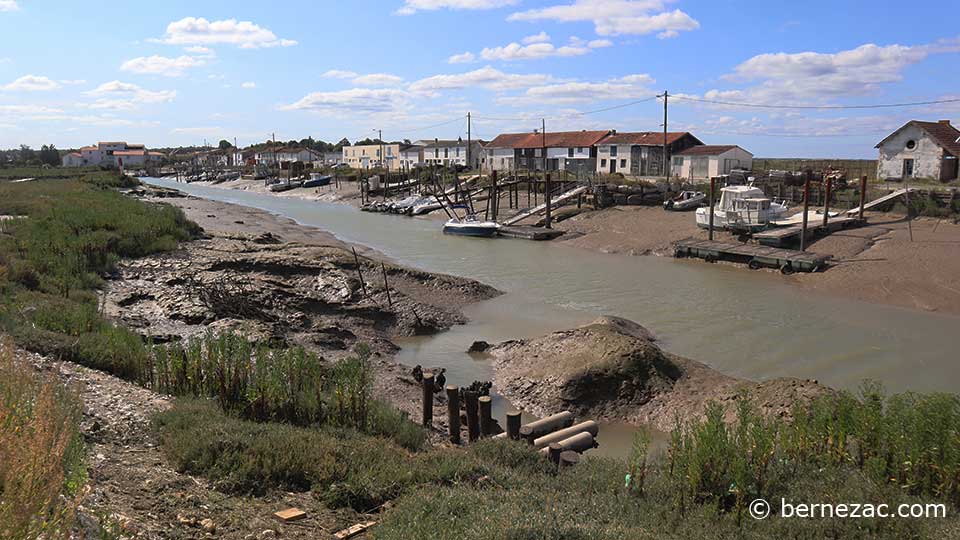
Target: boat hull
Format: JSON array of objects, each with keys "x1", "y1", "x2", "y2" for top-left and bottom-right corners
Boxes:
[{"x1": 443, "y1": 221, "x2": 499, "y2": 237}]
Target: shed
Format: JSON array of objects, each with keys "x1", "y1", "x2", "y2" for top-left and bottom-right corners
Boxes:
[
  {"x1": 673, "y1": 145, "x2": 753, "y2": 180},
  {"x1": 875, "y1": 120, "x2": 960, "y2": 182}
]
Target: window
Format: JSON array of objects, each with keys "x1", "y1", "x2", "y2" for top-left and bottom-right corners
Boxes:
[
  {"x1": 673, "y1": 156, "x2": 683, "y2": 166},
  {"x1": 434, "y1": 148, "x2": 439, "y2": 158},
  {"x1": 906, "y1": 140, "x2": 916, "y2": 150},
  {"x1": 610, "y1": 146, "x2": 618, "y2": 157},
  {"x1": 620, "y1": 159, "x2": 626, "y2": 168},
  {"x1": 600, "y1": 159, "x2": 607, "y2": 167},
  {"x1": 444, "y1": 148, "x2": 449, "y2": 158},
  {"x1": 577, "y1": 147, "x2": 584, "y2": 153},
  {"x1": 568, "y1": 148, "x2": 574, "y2": 158}
]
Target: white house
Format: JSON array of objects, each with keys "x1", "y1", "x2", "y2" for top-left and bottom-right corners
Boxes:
[
  {"x1": 673, "y1": 145, "x2": 753, "y2": 180},
  {"x1": 483, "y1": 130, "x2": 610, "y2": 173},
  {"x1": 595, "y1": 132, "x2": 703, "y2": 176},
  {"x1": 398, "y1": 144, "x2": 423, "y2": 170},
  {"x1": 417, "y1": 138, "x2": 483, "y2": 169},
  {"x1": 875, "y1": 120, "x2": 960, "y2": 182},
  {"x1": 276, "y1": 147, "x2": 322, "y2": 163},
  {"x1": 61, "y1": 141, "x2": 161, "y2": 167}
]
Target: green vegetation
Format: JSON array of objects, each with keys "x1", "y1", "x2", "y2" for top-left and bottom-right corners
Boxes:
[{"x1": 0, "y1": 343, "x2": 85, "y2": 540}]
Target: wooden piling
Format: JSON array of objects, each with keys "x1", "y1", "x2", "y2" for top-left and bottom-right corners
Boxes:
[
  {"x1": 464, "y1": 391, "x2": 480, "y2": 442},
  {"x1": 537, "y1": 431, "x2": 597, "y2": 455},
  {"x1": 478, "y1": 396, "x2": 493, "y2": 437},
  {"x1": 380, "y1": 262, "x2": 392, "y2": 307},
  {"x1": 800, "y1": 178, "x2": 811, "y2": 252},
  {"x1": 532, "y1": 421, "x2": 599, "y2": 450},
  {"x1": 822, "y1": 177, "x2": 832, "y2": 228},
  {"x1": 548, "y1": 443, "x2": 563, "y2": 467},
  {"x1": 351, "y1": 247, "x2": 367, "y2": 298},
  {"x1": 858, "y1": 175, "x2": 867, "y2": 220},
  {"x1": 506, "y1": 411, "x2": 521, "y2": 440},
  {"x1": 708, "y1": 177, "x2": 715, "y2": 241},
  {"x1": 445, "y1": 385, "x2": 460, "y2": 444},
  {"x1": 559, "y1": 451, "x2": 580, "y2": 469},
  {"x1": 421, "y1": 374, "x2": 434, "y2": 428},
  {"x1": 518, "y1": 411, "x2": 575, "y2": 444}
]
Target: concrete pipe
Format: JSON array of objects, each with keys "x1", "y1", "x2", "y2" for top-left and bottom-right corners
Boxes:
[{"x1": 532, "y1": 421, "x2": 599, "y2": 450}]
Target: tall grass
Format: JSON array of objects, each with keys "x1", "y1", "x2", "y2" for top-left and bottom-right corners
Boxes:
[{"x1": 0, "y1": 341, "x2": 85, "y2": 540}]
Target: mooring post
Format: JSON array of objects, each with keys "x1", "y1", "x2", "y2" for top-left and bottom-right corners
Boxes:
[
  {"x1": 506, "y1": 411, "x2": 521, "y2": 441},
  {"x1": 559, "y1": 451, "x2": 580, "y2": 469},
  {"x1": 478, "y1": 396, "x2": 493, "y2": 437},
  {"x1": 446, "y1": 385, "x2": 461, "y2": 444},
  {"x1": 421, "y1": 373, "x2": 434, "y2": 428},
  {"x1": 800, "y1": 178, "x2": 811, "y2": 252},
  {"x1": 708, "y1": 177, "x2": 715, "y2": 241},
  {"x1": 464, "y1": 391, "x2": 480, "y2": 442},
  {"x1": 858, "y1": 175, "x2": 867, "y2": 221},
  {"x1": 548, "y1": 443, "x2": 563, "y2": 468},
  {"x1": 351, "y1": 247, "x2": 367, "y2": 298},
  {"x1": 380, "y1": 262, "x2": 392, "y2": 307},
  {"x1": 822, "y1": 177, "x2": 832, "y2": 228}
]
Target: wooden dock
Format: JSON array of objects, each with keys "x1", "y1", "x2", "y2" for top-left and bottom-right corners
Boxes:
[
  {"x1": 674, "y1": 239, "x2": 831, "y2": 273},
  {"x1": 753, "y1": 216, "x2": 863, "y2": 247},
  {"x1": 498, "y1": 226, "x2": 565, "y2": 241},
  {"x1": 501, "y1": 186, "x2": 589, "y2": 226}
]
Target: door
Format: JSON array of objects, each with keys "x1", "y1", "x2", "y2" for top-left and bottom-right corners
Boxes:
[
  {"x1": 902, "y1": 158, "x2": 914, "y2": 178},
  {"x1": 610, "y1": 159, "x2": 616, "y2": 173},
  {"x1": 692, "y1": 157, "x2": 709, "y2": 179}
]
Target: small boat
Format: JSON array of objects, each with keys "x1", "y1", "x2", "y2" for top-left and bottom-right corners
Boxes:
[
  {"x1": 269, "y1": 180, "x2": 300, "y2": 192},
  {"x1": 302, "y1": 173, "x2": 332, "y2": 188},
  {"x1": 442, "y1": 214, "x2": 500, "y2": 237},
  {"x1": 695, "y1": 185, "x2": 789, "y2": 232},
  {"x1": 664, "y1": 190, "x2": 706, "y2": 211}
]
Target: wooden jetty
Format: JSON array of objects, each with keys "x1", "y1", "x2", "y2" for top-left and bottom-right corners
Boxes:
[
  {"x1": 753, "y1": 216, "x2": 863, "y2": 247},
  {"x1": 501, "y1": 185, "x2": 589, "y2": 226},
  {"x1": 674, "y1": 239, "x2": 831, "y2": 273},
  {"x1": 497, "y1": 225, "x2": 565, "y2": 241},
  {"x1": 845, "y1": 187, "x2": 913, "y2": 215}
]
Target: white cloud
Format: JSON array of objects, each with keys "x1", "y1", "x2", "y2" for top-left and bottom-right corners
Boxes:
[
  {"x1": 0, "y1": 104, "x2": 64, "y2": 115},
  {"x1": 0, "y1": 0, "x2": 18, "y2": 12},
  {"x1": 588, "y1": 39, "x2": 613, "y2": 48},
  {"x1": 157, "y1": 17, "x2": 297, "y2": 49},
  {"x1": 85, "y1": 80, "x2": 176, "y2": 111},
  {"x1": 120, "y1": 55, "x2": 205, "y2": 77},
  {"x1": 60, "y1": 79, "x2": 86, "y2": 85},
  {"x1": 396, "y1": 0, "x2": 518, "y2": 15},
  {"x1": 281, "y1": 88, "x2": 411, "y2": 115},
  {"x1": 522, "y1": 31, "x2": 551, "y2": 44},
  {"x1": 241, "y1": 81, "x2": 256, "y2": 89},
  {"x1": 0, "y1": 58, "x2": 11, "y2": 64},
  {"x1": 185, "y1": 46, "x2": 213, "y2": 54},
  {"x1": 2, "y1": 75, "x2": 61, "y2": 91},
  {"x1": 498, "y1": 73, "x2": 655, "y2": 105},
  {"x1": 448, "y1": 52, "x2": 477, "y2": 64},
  {"x1": 508, "y1": 0, "x2": 699, "y2": 38},
  {"x1": 323, "y1": 69, "x2": 359, "y2": 79},
  {"x1": 353, "y1": 73, "x2": 404, "y2": 86},
  {"x1": 171, "y1": 126, "x2": 224, "y2": 135},
  {"x1": 409, "y1": 66, "x2": 553, "y2": 93}
]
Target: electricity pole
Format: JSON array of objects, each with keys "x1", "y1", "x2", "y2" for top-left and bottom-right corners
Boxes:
[
  {"x1": 659, "y1": 90, "x2": 669, "y2": 181},
  {"x1": 542, "y1": 118, "x2": 551, "y2": 229}
]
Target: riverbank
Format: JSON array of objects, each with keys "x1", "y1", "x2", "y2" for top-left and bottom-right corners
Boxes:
[{"x1": 183, "y1": 177, "x2": 960, "y2": 315}]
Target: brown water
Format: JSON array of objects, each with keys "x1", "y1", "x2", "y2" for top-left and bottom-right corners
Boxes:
[{"x1": 145, "y1": 178, "x2": 960, "y2": 457}]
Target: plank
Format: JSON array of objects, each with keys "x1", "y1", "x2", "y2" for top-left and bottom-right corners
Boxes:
[
  {"x1": 274, "y1": 508, "x2": 307, "y2": 522},
  {"x1": 334, "y1": 521, "x2": 377, "y2": 539}
]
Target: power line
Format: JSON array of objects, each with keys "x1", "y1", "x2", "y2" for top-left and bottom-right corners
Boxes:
[{"x1": 670, "y1": 95, "x2": 960, "y2": 110}]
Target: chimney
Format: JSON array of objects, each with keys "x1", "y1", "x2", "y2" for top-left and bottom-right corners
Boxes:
[{"x1": 939, "y1": 120, "x2": 951, "y2": 126}]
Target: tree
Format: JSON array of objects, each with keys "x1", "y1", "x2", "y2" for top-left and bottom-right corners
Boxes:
[
  {"x1": 218, "y1": 140, "x2": 232, "y2": 150},
  {"x1": 18, "y1": 145, "x2": 36, "y2": 164},
  {"x1": 336, "y1": 138, "x2": 350, "y2": 150},
  {"x1": 38, "y1": 144, "x2": 59, "y2": 166}
]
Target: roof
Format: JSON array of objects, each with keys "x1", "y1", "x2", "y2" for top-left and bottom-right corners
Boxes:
[
  {"x1": 599, "y1": 132, "x2": 701, "y2": 146},
  {"x1": 487, "y1": 130, "x2": 611, "y2": 149},
  {"x1": 676, "y1": 145, "x2": 742, "y2": 156},
  {"x1": 875, "y1": 120, "x2": 960, "y2": 156},
  {"x1": 422, "y1": 139, "x2": 466, "y2": 148},
  {"x1": 98, "y1": 141, "x2": 127, "y2": 146},
  {"x1": 67, "y1": 152, "x2": 81, "y2": 157},
  {"x1": 114, "y1": 150, "x2": 146, "y2": 156}
]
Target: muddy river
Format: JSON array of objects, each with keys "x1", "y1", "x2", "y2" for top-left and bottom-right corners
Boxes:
[{"x1": 144, "y1": 178, "x2": 959, "y2": 456}]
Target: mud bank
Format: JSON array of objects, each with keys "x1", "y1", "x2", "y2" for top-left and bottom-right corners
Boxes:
[{"x1": 488, "y1": 316, "x2": 828, "y2": 431}]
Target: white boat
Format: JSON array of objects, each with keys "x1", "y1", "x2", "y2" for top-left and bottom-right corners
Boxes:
[
  {"x1": 664, "y1": 190, "x2": 706, "y2": 211},
  {"x1": 442, "y1": 214, "x2": 500, "y2": 237},
  {"x1": 695, "y1": 185, "x2": 789, "y2": 232}
]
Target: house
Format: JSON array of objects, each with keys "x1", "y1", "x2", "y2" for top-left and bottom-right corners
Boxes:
[
  {"x1": 398, "y1": 145, "x2": 423, "y2": 170},
  {"x1": 61, "y1": 141, "x2": 162, "y2": 167},
  {"x1": 595, "y1": 132, "x2": 702, "y2": 176},
  {"x1": 276, "y1": 147, "x2": 323, "y2": 163},
  {"x1": 322, "y1": 152, "x2": 344, "y2": 166},
  {"x1": 483, "y1": 130, "x2": 612, "y2": 173},
  {"x1": 672, "y1": 145, "x2": 754, "y2": 180},
  {"x1": 341, "y1": 143, "x2": 404, "y2": 171},
  {"x1": 875, "y1": 120, "x2": 960, "y2": 182},
  {"x1": 416, "y1": 138, "x2": 484, "y2": 169}
]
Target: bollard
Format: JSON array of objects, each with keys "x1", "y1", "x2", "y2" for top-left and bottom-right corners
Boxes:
[
  {"x1": 518, "y1": 411, "x2": 575, "y2": 444},
  {"x1": 559, "y1": 451, "x2": 580, "y2": 469},
  {"x1": 464, "y1": 391, "x2": 480, "y2": 442},
  {"x1": 506, "y1": 411, "x2": 522, "y2": 440},
  {"x1": 478, "y1": 396, "x2": 493, "y2": 437},
  {"x1": 446, "y1": 385, "x2": 461, "y2": 444},
  {"x1": 532, "y1": 421, "x2": 599, "y2": 450},
  {"x1": 421, "y1": 374, "x2": 434, "y2": 428},
  {"x1": 548, "y1": 443, "x2": 563, "y2": 467}
]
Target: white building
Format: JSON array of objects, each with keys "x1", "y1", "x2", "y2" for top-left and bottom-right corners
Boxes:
[
  {"x1": 673, "y1": 145, "x2": 753, "y2": 180},
  {"x1": 483, "y1": 131, "x2": 610, "y2": 173},
  {"x1": 276, "y1": 147, "x2": 323, "y2": 163},
  {"x1": 595, "y1": 132, "x2": 703, "y2": 176},
  {"x1": 62, "y1": 141, "x2": 162, "y2": 167},
  {"x1": 398, "y1": 145, "x2": 423, "y2": 170},
  {"x1": 417, "y1": 138, "x2": 483, "y2": 169},
  {"x1": 875, "y1": 120, "x2": 960, "y2": 182}
]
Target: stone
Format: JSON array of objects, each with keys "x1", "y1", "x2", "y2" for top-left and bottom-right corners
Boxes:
[{"x1": 200, "y1": 518, "x2": 216, "y2": 532}]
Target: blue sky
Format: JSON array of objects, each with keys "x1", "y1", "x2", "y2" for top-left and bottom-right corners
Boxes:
[{"x1": 0, "y1": 0, "x2": 958, "y2": 157}]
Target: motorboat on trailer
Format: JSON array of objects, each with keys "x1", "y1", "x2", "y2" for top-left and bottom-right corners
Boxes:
[
  {"x1": 664, "y1": 190, "x2": 706, "y2": 211},
  {"x1": 695, "y1": 185, "x2": 789, "y2": 232},
  {"x1": 442, "y1": 214, "x2": 500, "y2": 237}
]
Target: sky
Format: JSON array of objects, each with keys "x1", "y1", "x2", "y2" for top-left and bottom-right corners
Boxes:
[{"x1": 0, "y1": 0, "x2": 958, "y2": 158}]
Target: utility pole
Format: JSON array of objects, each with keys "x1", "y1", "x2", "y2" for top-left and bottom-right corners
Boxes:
[
  {"x1": 542, "y1": 118, "x2": 551, "y2": 229},
  {"x1": 467, "y1": 112, "x2": 471, "y2": 171},
  {"x1": 659, "y1": 90, "x2": 669, "y2": 181}
]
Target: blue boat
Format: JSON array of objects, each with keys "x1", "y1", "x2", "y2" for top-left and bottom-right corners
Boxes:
[{"x1": 302, "y1": 173, "x2": 332, "y2": 188}]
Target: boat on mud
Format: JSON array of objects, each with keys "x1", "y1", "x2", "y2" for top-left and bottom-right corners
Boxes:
[
  {"x1": 302, "y1": 173, "x2": 332, "y2": 188},
  {"x1": 664, "y1": 190, "x2": 706, "y2": 211},
  {"x1": 443, "y1": 214, "x2": 500, "y2": 237},
  {"x1": 695, "y1": 185, "x2": 789, "y2": 232},
  {"x1": 269, "y1": 180, "x2": 301, "y2": 192}
]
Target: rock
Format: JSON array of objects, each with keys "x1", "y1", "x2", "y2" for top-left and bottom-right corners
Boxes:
[
  {"x1": 260, "y1": 530, "x2": 277, "y2": 538},
  {"x1": 200, "y1": 518, "x2": 216, "y2": 532},
  {"x1": 467, "y1": 340, "x2": 491, "y2": 353}
]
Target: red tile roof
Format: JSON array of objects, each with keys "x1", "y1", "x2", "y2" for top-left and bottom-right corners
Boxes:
[
  {"x1": 876, "y1": 120, "x2": 960, "y2": 156},
  {"x1": 487, "y1": 130, "x2": 611, "y2": 149},
  {"x1": 114, "y1": 150, "x2": 146, "y2": 156},
  {"x1": 675, "y1": 145, "x2": 741, "y2": 156},
  {"x1": 599, "y1": 131, "x2": 700, "y2": 146}
]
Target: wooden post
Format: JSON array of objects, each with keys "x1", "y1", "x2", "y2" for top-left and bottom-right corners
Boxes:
[
  {"x1": 822, "y1": 177, "x2": 832, "y2": 228},
  {"x1": 506, "y1": 411, "x2": 521, "y2": 441},
  {"x1": 518, "y1": 411, "x2": 575, "y2": 444},
  {"x1": 708, "y1": 177, "x2": 715, "y2": 241},
  {"x1": 479, "y1": 396, "x2": 493, "y2": 437},
  {"x1": 858, "y1": 175, "x2": 867, "y2": 221},
  {"x1": 380, "y1": 262, "x2": 392, "y2": 307},
  {"x1": 800, "y1": 178, "x2": 811, "y2": 252},
  {"x1": 421, "y1": 374, "x2": 434, "y2": 427},
  {"x1": 351, "y1": 247, "x2": 367, "y2": 298},
  {"x1": 545, "y1": 172, "x2": 552, "y2": 229},
  {"x1": 446, "y1": 385, "x2": 460, "y2": 444},
  {"x1": 548, "y1": 443, "x2": 563, "y2": 467},
  {"x1": 464, "y1": 391, "x2": 480, "y2": 442},
  {"x1": 491, "y1": 170, "x2": 499, "y2": 222},
  {"x1": 559, "y1": 451, "x2": 580, "y2": 469}
]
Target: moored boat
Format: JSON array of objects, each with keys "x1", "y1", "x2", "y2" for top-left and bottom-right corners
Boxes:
[
  {"x1": 664, "y1": 190, "x2": 706, "y2": 211},
  {"x1": 302, "y1": 173, "x2": 332, "y2": 188},
  {"x1": 695, "y1": 185, "x2": 789, "y2": 232},
  {"x1": 443, "y1": 214, "x2": 500, "y2": 237}
]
